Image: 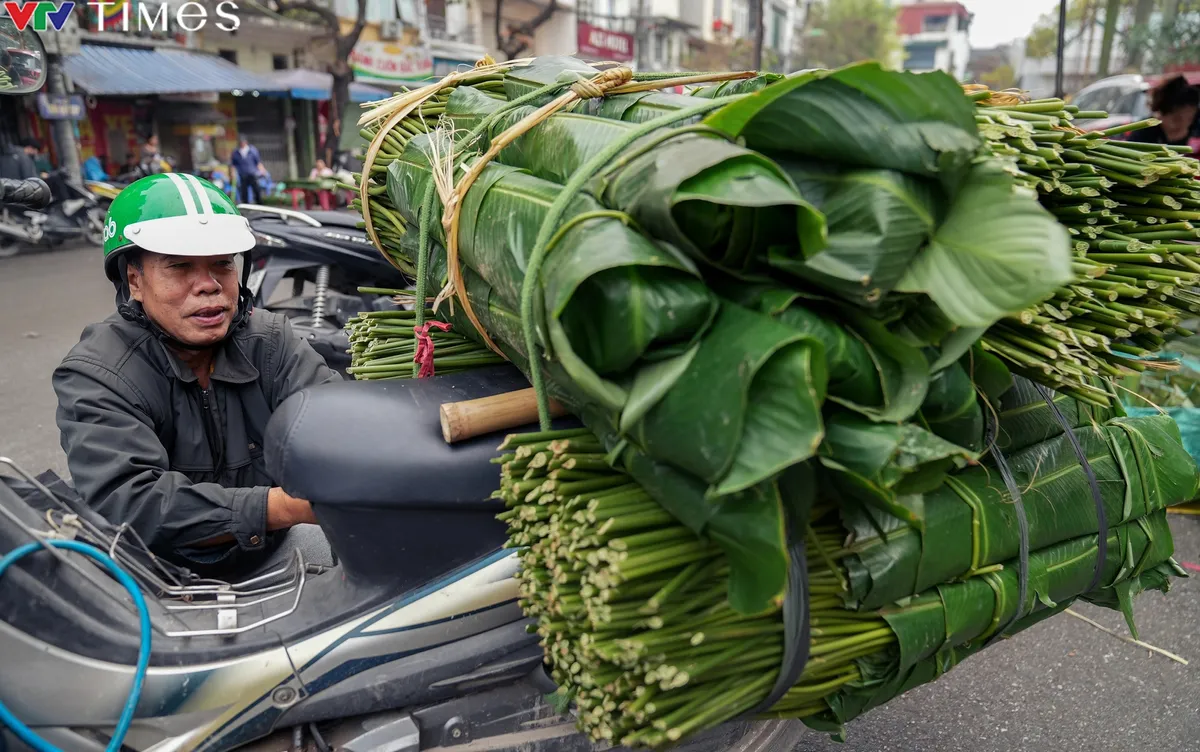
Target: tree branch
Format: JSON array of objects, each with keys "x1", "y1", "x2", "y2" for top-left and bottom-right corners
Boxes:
[
  {"x1": 495, "y1": 0, "x2": 505, "y2": 52},
  {"x1": 271, "y1": 0, "x2": 339, "y2": 34},
  {"x1": 347, "y1": 0, "x2": 368, "y2": 45}
]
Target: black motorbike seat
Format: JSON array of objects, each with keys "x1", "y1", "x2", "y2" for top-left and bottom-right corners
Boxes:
[
  {"x1": 265, "y1": 366, "x2": 549, "y2": 507},
  {"x1": 303, "y1": 210, "x2": 364, "y2": 230}
]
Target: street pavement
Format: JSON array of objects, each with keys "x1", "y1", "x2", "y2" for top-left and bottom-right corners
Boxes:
[{"x1": 1, "y1": 243, "x2": 1199, "y2": 751}]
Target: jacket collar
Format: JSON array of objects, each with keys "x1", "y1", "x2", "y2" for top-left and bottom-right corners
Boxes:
[{"x1": 160, "y1": 336, "x2": 260, "y2": 385}]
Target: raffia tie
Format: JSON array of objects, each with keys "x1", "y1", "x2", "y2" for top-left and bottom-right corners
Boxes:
[
  {"x1": 428, "y1": 66, "x2": 635, "y2": 358},
  {"x1": 356, "y1": 57, "x2": 535, "y2": 275},
  {"x1": 358, "y1": 62, "x2": 748, "y2": 361}
]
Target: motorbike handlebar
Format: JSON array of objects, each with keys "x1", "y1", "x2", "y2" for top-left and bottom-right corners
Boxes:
[{"x1": 0, "y1": 178, "x2": 52, "y2": 210}]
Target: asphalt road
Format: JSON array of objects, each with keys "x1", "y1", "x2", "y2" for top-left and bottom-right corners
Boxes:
[{"x1": 2, "y1": 244, "x2": 1199, "y2": 751}]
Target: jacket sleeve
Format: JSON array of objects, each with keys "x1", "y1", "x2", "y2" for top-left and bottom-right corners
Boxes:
[
  {"x1": 53, "y1": 356, "x2": 271, "y2": 560},
  {"x1": 266, "y1": 315, "x2": 343, "y2": 411}
]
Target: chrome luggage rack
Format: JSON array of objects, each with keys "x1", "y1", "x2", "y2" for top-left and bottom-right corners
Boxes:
[{"x1": 0, "y1": 457, "x2": 317, "y2": 638}]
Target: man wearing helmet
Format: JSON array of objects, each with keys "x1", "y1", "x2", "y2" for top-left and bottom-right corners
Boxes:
[{"x1": 52, "y1": 173, "x2": 340, "y2": 575}]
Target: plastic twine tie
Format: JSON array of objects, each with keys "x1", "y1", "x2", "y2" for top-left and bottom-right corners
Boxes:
[
  {"x1": 744, "y1": 502, "x2": 810, "y2": 717},
  {"x1": 983, "y1": 410, "x2": 1031, "y2": 646},
  {"x1": 1035, "y1": 383, "x2": 1108, "y2": 593},
  {"x1": 413, "y1": 321, "x2": 452, "y2": 378}
]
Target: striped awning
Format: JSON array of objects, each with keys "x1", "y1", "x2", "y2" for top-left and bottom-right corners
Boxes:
[{"x1": 64, "y1": 44, "x2": 286, "y2": 96}]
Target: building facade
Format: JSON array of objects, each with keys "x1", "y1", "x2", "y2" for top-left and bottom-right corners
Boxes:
[
  {"x1": 897, "y1": 1, "x2": 971, "y2": 81},
  {"x1": 1010, "y1": 17, "x2": 1127, "y2": 98}
]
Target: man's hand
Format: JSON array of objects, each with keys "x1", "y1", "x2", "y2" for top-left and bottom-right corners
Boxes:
[{"x1": 267, "y1": 487, "x2": 318, "y2": 530}]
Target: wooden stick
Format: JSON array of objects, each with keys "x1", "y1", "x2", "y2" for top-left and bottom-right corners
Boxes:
[
  {"x1": 441, "y1": 388, "x2": 568, "y2": 444},
  {"x1": 1063, "y1": 608, "x2": 1189, "y2": 665}
]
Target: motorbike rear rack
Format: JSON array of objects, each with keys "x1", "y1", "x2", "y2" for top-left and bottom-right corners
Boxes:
[
  {"x1": 237, "y1": 203, "x2": 322, "y2": 227},
  {"x1": 0, "y1": 457, "x2": 313, "y2": 639}
]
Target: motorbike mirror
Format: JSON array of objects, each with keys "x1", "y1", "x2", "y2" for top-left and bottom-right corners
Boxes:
[{"x1": 0, "y1": 22, "x2": 48, "y2": 95}]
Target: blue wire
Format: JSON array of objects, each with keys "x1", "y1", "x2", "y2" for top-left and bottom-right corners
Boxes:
[{"x1": 0, "y1": 540, "x2": 152, "y2": 752}]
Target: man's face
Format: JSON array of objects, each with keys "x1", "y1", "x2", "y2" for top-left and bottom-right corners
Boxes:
[
  {"x1": 127, "y1": 252, "x2": 240, "y2": 347},
  {"x1": 23, "y1": 145, "x2": 35, "y2": 156}
]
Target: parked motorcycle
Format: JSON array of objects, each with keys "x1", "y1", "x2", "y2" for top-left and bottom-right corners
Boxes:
[
  {"x1": 84, "y1": 178, "x2": 124, "y2": 211},
  {"x1": 241, "y1": 203, "x2": 411, "y2": 370},
  {"x1": 0, "y1": 30, "x2": 801, "y2": 752},
  {"x1": 0, "y1": 168, "x2": 106, "y2": 257},
  {"x1": 0, "y1": 368, "x2": 802, "y2": 752}
]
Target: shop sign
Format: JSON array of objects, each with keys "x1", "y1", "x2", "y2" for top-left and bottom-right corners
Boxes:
[
  {"x1": 36, "y1": 92, "x2": 85, "y2": 120},
  {"x1": 349, "y1": 41, "x2": 433, "y2": 83},
  {"x1": 576, "y1": 21, "x2": 634, "y2": 62}
]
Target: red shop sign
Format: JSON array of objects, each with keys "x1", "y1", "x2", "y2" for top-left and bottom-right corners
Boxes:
[{"x1": 576, "y1": 21, "x2": 634, "y2": 62}]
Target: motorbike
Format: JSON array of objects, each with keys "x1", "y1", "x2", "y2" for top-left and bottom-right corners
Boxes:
[
  {"x1": 0, "y1": 367, "x2": 803, "y2": 752},
  {"x1": 241, "y1": 203, "x2": 412, "y2": 370},
  {"x1": 85, "y1": 179, "x2": 124, "y2": 211},
  {"x1": 0, "y1": 32, "x2": 803, "y2": 752},
  {"x1": 0, "y1": 168, "x2": 106, "y2": 256}
]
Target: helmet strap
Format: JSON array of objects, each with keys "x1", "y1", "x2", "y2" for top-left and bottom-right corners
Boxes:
[{"x1": 114, "y1": 254, "x2": 254, "y2": 353}]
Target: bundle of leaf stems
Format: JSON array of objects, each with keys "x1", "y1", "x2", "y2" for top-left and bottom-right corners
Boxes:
[
  {"x1": 972, "y1": 91, "x2": 1200, "y2": 405},
  {"x1": 346, "y1": 296, "x2": 504, "y2": 380},
  {"x1": 498, "y1": 427, "x2": 894, "y2": 748},
  {"x1": 352, "y1": 75, "x2": 509, "y2": 272}
]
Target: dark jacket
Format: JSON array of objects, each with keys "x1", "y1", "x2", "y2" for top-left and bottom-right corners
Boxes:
[
  {"x1": 230, "y1": 145, "x2": 263, "y2": 179},
  {"x1": 0, "y1": 145, "x2": 36, "y2": 181},
  {"x1": 53, "y1": 309, "x2": 340, "y2": 573}
]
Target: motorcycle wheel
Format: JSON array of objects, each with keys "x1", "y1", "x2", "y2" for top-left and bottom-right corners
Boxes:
[
  {"x1": 84, "y1": 208, "x2": 105, "y2": 246},
  {"x1": 0, "y1": 238, "x2": 19, "y2": 259}
]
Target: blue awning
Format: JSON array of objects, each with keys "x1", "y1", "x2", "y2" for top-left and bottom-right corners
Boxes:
[
  {"x1": 64, "y1": 44, "x2": 286, "y2": 96},
  {"x1": 261, "y1": 68, "x2": 392, "y2": 103}
]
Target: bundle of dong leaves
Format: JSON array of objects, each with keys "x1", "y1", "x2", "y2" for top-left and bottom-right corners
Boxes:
[{"x1": 349, "y1": 58, "x2": 1200, "y2": 744}]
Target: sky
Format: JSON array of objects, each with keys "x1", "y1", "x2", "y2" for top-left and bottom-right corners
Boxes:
[{"x1": 963, "y1": 0, "x2": 1062, "y2": 48}]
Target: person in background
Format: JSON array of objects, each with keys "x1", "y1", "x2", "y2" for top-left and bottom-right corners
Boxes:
[
  {"x1": 141, "y1": 134, "x2": 161, "y2": 164},
  {"x1": 1128, "y1": 75, "x2": 1200, "y2": 148},
  {"x1": 309, "y1": 158, "x2": 333, "y2": 180},
  {"x1": 0, "y1": 139, "x2": 36, "y2": 181},
  {"x1": 24, "y1": 139, "x2": 51, "y2": 176},
  {"x1": 83, "y1": 155, "x2": 109, "y2": 182},
  {"x1": 230, "y1": 136, "x2": 265, "y2": 205}
]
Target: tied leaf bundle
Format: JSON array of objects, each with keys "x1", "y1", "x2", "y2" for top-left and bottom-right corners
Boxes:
[
  {"x1": 346, "y1": 297, "x2": 505, "y2": 380},
  {"x1": 345, "y1": 60, "x2": 1200, "y2": 747},
  {"x1": 499, "y1": 414, "x2": 1192, "y2": 747},
  {"x1": 969, "y1": 89, "x2": 1200, "y2": 403},
  {"x1": 352, "y1": 58, "x2": 1074, "y2": 614}
]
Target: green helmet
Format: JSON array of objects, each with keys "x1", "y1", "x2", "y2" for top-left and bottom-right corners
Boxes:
[{"x1": 103, "y1": 173, "x2": 255, "y2": 281}]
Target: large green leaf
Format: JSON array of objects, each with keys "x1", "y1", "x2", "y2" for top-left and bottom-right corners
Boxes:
[
  {"x1": 689, "y1": 74, "x2": 785, "y2": 98},
  {"x1": 842, "y1": 413, "x2": 1198, "y2": 609},
  {"x1": 386, "y1": 135, "x2": 717, "y2": 407},
  {"x1": 719, "y1": 281, "x2": 930, "y2": 422},
  {"x1": 894, "y1": 163, "x2": 1074, "y2": 327},
  {"x1": 917, "y1": 361, "x2": 984, "y2": 452},
  {"x1": 629, "y1": 301, "x2": 828, "y2": 496},
  {"x1": 822, "y1": 411, "x2": 976, "y2": 490},
  {"x1": 445, "y1": 84, "x2": 827, "y2": 272},
  {"x1": 772, "y1": 158, "x2": 942, "y2": 304},
  {"x1": 702, "y1": 62, "x2": 980, "y2": 187}
]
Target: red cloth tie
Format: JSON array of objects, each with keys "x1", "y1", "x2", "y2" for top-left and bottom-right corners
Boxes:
[{"x1": 413, "y1": 321, "x2": 452, "y2": 378}]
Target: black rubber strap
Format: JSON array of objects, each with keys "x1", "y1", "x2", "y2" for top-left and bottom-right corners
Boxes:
[
  {"x1": 984, "y1": 413, "x2": 1030, "y2": 645},
  {"x1": 746, "y1": 512, "x2": 810, "y2": 716},
  {"x1": 1035, "y1": 383, "x2": 1108, "y2": 593}
]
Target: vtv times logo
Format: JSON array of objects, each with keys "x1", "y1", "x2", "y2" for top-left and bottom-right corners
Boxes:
[{"x1": 1, "y1": 0, "x2": 242, "y2": 32}]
